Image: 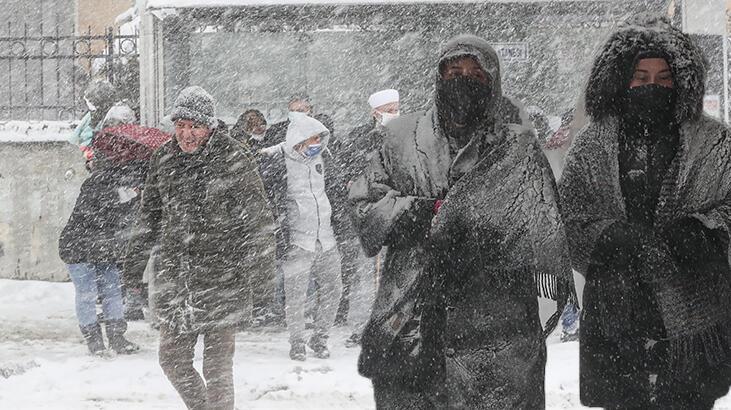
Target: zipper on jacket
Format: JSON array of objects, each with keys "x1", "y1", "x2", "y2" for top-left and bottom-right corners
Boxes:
[{"x1": 308, "y1": 165, "x2": 321, "y2": 241}]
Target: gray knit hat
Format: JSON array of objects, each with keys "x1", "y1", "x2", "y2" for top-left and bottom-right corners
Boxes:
[{"x1": 170, "y1": 86, "x2": 216, "y2": 127}]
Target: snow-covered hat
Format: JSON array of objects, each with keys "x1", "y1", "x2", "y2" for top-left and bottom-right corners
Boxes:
[
  {"x1": 170, "y1": 86, "x2": 216, "y2": 127},
  {"x1": 100, "y1": 103, "x2": 137, "y2": 129},
  {"x1": 368, "y1": 89, "x2": 399, "y2": 109}
]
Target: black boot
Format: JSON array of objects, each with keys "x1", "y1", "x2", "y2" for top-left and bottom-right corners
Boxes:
[
  {"x1": 105, "y1": 320, "x2": 140, "y2": 354},
  {"x1": 79, "y1": 323, "x2": 106, "y2": 355}
]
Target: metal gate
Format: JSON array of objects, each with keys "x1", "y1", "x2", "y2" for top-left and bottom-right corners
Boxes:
[{"x1": 0, "y1": 23, "x2": 138, "y2": 121}]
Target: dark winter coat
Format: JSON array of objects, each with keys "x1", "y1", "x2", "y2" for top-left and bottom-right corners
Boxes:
[
  {"x1": 558, "y1": 16, "x2": 731, "y2": 407},
  {"x1": 263, "y1": 120, "x2": 288, "y2": 147},
  {"x1": 426, "y1": 123, "x2": 573, "y2": 409},
  {"x1": 349, "y1": 35, "x2": 536, "y2": 392},
  {"x1": 123, "y1": 121, "x2": 276, "y2": 333},
  {"x1": 327, "y1": 121, "x2": 385, "y2": 243},
  {"x1": 59, "y1": 160, "x2": 148, "y2": 264}
]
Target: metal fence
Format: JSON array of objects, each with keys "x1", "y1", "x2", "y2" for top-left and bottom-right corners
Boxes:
[{"x1": 0, "y1": 23, "x2": 138, "y2": 121}]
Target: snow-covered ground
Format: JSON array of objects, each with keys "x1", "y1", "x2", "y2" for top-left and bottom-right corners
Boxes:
[{"x1": 0, "y1": 279, "x2": 729, "y2": 410}]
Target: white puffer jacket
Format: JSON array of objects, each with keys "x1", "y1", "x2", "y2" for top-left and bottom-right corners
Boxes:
[{"x1": 282, "y1": 114, "x2": 337, "y2": 252}]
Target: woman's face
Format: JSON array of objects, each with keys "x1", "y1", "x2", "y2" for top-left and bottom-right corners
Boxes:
[{"x1": 629, "y1": 58, "x2": 673, "y2": 89}]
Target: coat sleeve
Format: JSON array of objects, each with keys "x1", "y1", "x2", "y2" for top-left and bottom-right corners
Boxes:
[
  {"x1": 122, "y1": 152, "x2": 163, "y2": 290},
  {"x1": 226, "y1": 151, "x2": 277, "y2": 301},
  {"x1": 557, "y1": 129, "x2": 623, "y2": 276},
  {"x1": 58, "y1": 178, "x2": 96, "y2": 264},
  {"x1": 348, "y1": 149, "x2": 434, "y2": 257}
]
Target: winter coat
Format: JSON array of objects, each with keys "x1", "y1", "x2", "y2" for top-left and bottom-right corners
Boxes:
[
  {"x1": 123, "y1": 121, "x2": 276, "y2": 333},
  {"x1": 263, "y1": 119, "x2": 288, "y2": 147},
  {"x1": 558, "y1": 16, "x2": 731, "y2": 407},
  {"x1": 425, "y1": 123, "x2": 573, "y2": 409},
  {"x1": 59, "y1": 160, "x2": 148, "y2": 264},
  {"x1": 280, "y1": 115, "x2": 337, "y2": 252},
  {"x1": 350, "y1": 34, "x2": 535, "y2": 389},
  {"x1": 327, "y1": 121, "x2": 385, "y2": 244},
  {"x1": 69, "y1": 112, "x2": 96, "y2": 148}
]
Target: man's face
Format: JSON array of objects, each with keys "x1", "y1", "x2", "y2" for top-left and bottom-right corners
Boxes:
[
  {"x1": 245, "y1": 115, "x2": 267, "y2": 135},
  {"x1": 175, "y1": 119, "x2": 212, "y2": 153},
  {"x1": 440, "y1": 56, "x2": 489, "y2": 85},
  {"x1": 288, "y1": 99, "x2": 312, "y2": 114},
  {"x1": 375, "y1": 102, "x2": 400, "y2": 115}
]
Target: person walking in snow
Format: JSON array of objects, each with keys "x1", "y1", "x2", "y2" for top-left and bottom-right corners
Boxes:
[
  {"x1": 329, "y1": 89, "x2": 400, "y2": 346},
  {"x1": 123, "y1": 86, "x2": 275, "y2": 410},
  {"x1": 263, "y1": 113, "x2": 343, "y2": 361},
  {"x1": 349, "y1": 34, "x2": 536, "y2": 408},
  {"x1": 558, "y1": 15, "x2": 731, "y2": 409},
  {"x1": 58, "y1": 153, "x2": 145, "y2": 356}
]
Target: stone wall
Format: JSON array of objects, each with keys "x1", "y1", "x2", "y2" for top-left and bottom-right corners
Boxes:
[{"x1": 0, "y1": 141, "x2": 87, "y2": 281}]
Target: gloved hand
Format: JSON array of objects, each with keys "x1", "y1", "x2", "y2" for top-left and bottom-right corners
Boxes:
[
  {"x1": 661, "y1": 217, "x2": 726, "y2": 266},
  {"x1": 591, "y1": 221, "x2": 652, "y2": 268}
]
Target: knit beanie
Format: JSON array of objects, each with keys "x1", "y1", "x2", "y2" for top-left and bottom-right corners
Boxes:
[{"x1": 170, "y1": 86, "x2": 216, "y2": 127}]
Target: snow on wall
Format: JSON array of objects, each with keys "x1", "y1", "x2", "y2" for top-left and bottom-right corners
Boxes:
[
  {"x1": 0, "y1": 121, "x2": 76, "y2": 143},
  {"x1": 146, "y1": 0, "x2": 601, "y2": 9}
]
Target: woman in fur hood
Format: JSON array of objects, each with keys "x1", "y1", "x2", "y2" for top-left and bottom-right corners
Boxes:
[{"x1": 558, "y1": 15, "x2": 731, "y2": 409}]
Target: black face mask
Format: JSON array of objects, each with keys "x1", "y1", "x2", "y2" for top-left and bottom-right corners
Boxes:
[
  {"x1": 437, "y1": 76, "x2": 493, "y2": 137},
  {"x1": 621, "y1": 84, "x2": 676, "y2": 129}
]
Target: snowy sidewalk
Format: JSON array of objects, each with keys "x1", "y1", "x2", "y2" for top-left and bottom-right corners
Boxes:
[{"x1": 0, "y1": 279, "x2": 729, "y2": 409}]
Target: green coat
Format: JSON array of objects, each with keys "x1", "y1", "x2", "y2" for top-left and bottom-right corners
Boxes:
[{"x1": 123, "y1": 122, "x2": 276, "y2": 333}]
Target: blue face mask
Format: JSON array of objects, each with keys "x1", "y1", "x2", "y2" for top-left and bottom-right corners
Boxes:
[{"x1": 303, "y1": 143, "x2": 322, "y2": 158}]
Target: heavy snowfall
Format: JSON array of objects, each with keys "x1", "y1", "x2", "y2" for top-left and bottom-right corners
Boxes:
[{"x1": 3, "y1": 0, "x2": 731, "y2": 409}]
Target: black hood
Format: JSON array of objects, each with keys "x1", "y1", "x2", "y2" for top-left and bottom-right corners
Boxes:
[
  {"x1": 585, "y1": 15, "x2": 707, "y2": 123},
  {"x1": 434, "y1": 34, "x2": 503, "y2": 126}
]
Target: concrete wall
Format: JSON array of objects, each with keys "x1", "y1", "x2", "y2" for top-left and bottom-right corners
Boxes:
[{"x1": 0, "y1": 142, "x2": 87, "y2": 281}]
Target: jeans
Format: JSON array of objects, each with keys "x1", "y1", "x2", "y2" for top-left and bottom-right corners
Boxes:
[
  {"x1": 282, "y1": 243, "x2": 343, "y2": 344},
  {"x1": 67, "y1": 263, "x2": 124, "y2": 327}
]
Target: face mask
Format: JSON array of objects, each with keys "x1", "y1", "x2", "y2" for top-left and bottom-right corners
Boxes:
[
  {"x1": 288, "y1": 111, "x2": 309, "y2": 121},
  {"x1": 378, "y1": 111, "x2": 400, "y2": 127},
  {"x1": 303, "y1": 143, "x2": 322, "y2": 158},
  {"x1": 250, "y1": 132, "x2": 266, "y2": 141},
  {"x1": 437, "y1": 76, "x2": 493, "y2": 134},
  {"x1": 621, "y1": 84, "x2": 676, "y2": 128}
]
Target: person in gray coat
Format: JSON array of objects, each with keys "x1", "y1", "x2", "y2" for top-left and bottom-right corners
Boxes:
[
  {"x1": 349, "y1": 34, "x2": 532, "y2": 408},
  {"x1": 123, "y1": 86, "x2": 275, "y2": 410}
]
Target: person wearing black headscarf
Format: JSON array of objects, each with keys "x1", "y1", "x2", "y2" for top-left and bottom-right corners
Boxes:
[{"x1": 559, "y1": 15, "x2": 731, "y2": 409}]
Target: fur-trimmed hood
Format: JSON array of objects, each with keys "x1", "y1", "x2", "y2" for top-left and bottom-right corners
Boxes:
[{"x1": 585, "y1": 15, "x2": 707, "y2": 123}]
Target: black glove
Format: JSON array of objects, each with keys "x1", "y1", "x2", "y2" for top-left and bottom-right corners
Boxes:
[
  {"x1": 591, "y1": 221, "x2": 652, "y2": 268},
  {"x1": 661, "y1": 217, "x2": 726, "y2": 266}
]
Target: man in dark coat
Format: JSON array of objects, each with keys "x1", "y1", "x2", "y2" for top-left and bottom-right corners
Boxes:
[
  {"x1": 123, "y1": 86, "x2": 275, "y2": 410},
  {"x1": 349, "y1": 34, "x2": 532, "y2": 408},
  {"x1": 559, "y1": 15, "x2": 731, "y2": 409},
  {"x1": 328, "y1": 90, "x2": 399, "y2": 331}
]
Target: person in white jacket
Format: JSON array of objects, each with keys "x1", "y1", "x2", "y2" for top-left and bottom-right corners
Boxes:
[{"x1": 279, "y1": 113, "x2": 343, "y2": 361}]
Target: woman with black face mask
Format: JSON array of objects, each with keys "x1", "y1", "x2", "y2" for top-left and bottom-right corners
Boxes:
[{"x1": 559, "y1": 15, "x2": 731, "y2": 409}]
